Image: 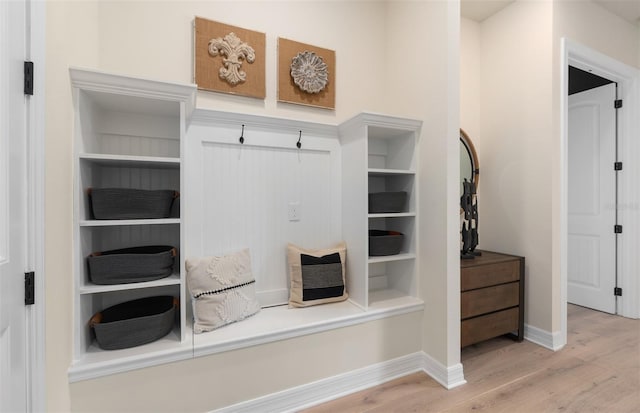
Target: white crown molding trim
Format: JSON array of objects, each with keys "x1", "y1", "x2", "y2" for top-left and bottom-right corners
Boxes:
[
  {"x1": 524, "y1": 323, "x2": 564, "y2": 351},
  {"x1": 338, "y1": 112, "x2": 423, "y2": 138},
  {"x1": 191, "y1": 108, "x2": 339, "y2": 138},
  {"x1": 69, "y1": 66, "x2": 197, "y2": 119},
  {"x1": 212, "y1": 351, "x2": 465, "y2": 413}
]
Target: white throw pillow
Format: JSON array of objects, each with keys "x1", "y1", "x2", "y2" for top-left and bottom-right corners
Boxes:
[{"x1": 186, "y1": 248, "x2": 260, "y2": 333}]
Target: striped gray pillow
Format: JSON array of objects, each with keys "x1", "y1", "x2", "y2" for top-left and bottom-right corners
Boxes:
[{"x1": 287, "y1": 242, "x2": 348, "y2": 307}]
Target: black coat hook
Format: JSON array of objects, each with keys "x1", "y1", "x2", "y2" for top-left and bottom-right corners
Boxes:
[
  {"x1": 239, "y1": 124, "x2": 245, "y2": 144},
  {"x1": 296, "y1": 130, "x2": 302, "y2": 149}
]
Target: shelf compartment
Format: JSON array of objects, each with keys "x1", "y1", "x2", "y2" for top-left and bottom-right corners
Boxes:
[
  {"x1": 368, "y1": 259, "x2": 417, "y2": 300},
  {"x1": 76, "y1": 88, "x2": 181, "y2": 158},
  {"x1": 78, "y1": 224, "x2": 180, "y2": 289},
  {"x1": 76, "y1": 285, "x2": 182, "y2": 361},
  {"x1": 69, "y1": 324, "x2": 193, "y2": 383},
  {"x1": 367, "y1": 126, "x2": 416, "y2": 171},
  {"x1": 79, "y1": 158, "x2": 180, "y2": 221},
  {"x1": 368, "y1": 216, "x2": 416, "y2": 255},
  {"x1": 368, "y1": 288, "x2": 423, "y2": 308},
  {"x1": 368, "y1": 174, "x2": 415, "y2": 214}
]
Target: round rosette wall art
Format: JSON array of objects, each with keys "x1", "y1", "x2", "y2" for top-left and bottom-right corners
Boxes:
[{"x1": 278, "y1": 38, "x2": 335, "y2": 109}]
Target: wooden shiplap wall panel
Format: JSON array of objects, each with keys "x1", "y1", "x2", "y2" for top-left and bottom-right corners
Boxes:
[{"x1": 199, "y1": 142, "x2": 337, "y2": 306}]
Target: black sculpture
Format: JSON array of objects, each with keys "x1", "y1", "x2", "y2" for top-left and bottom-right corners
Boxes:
[{"x1": 461, "y1": 178, "x2": 481, "y2": 259}]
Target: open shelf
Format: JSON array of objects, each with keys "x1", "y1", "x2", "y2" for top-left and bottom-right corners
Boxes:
[
  {"x1": 78, "y1": 273, "x2": 181, "y2": 294},
  {"x1": 340, "y1": 112, "x2": 421, "y2": 310},
  {"x1": 79, "y1": 218, "x2": 180, "y2": 227},
  {"x1": 79, "y1": 153, "x2": 181, "y2": 168},
  {"x1": 368, "y1": 253, "x2": 416, "y2": 264},
  {"x1": 368, "y1": 168, "x2": 416, "y2": 176},
  {"x1": 368, "y1": 212, "x2": 416, "y2": 219},
  {"x1": 71, "y1": 67, "x2": 196, "y2": 381}
]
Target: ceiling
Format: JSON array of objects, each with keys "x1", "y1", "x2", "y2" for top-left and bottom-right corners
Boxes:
[
  {"x1": 460, "y1": 0, "x2": 514, "y2": 22},
  {"x1": 461, "y1": 0, "x2": 640, "y2": 25}
]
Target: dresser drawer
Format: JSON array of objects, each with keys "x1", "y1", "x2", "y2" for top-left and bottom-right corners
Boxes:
[
  {"x1": 461, "y1": 307, "x2": 519, "y2": 347},
  {"x1": 461, "y1": 260, "x2": 520, "y2": 291},
  {"x1": 461, "y1": 282, "x2": 519, "y2": 319}
]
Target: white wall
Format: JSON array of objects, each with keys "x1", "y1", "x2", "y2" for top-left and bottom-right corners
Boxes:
[
  {"x1": 95, "y1": 0, "x2": 389, "y2": 123},
  {"x1": 460, "y1": 17, "x2": 481, "y2": 142},
  {"x1": 45, "y1": 1, "x2": 458, "y2": 411},
  {"x1": 45, "y1": 1, "x2": 100, "y2": 410},
  {"x1": 553, "y1": 1, "x2": 639, "y2": 69},
  {"x1": 385, "y1": 0, "x2": 461, "y2": 366},
  {"x1": 477, "y1": 0, "x2": 555, "y2": 332}
]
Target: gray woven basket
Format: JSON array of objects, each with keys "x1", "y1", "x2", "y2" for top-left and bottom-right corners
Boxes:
[
  {"x1": 90, "y1": 296, "x2": 177, "y2": 350},
  {"x1": 369, "y1": 230, "x2": 404, "y2": 256},
  {"x1": 88, "y1": 245, "x2": 176, "y2": 285},
  {"x1": 90, "y1": 188, "x2": 178, "y2": 219},
  {"x1": 368, "y1": 191, "x2": 407, "y2": 213}
]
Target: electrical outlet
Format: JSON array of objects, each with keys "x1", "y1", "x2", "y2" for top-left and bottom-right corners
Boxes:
[{"x1": 288, "y1": 202, "x2": 300, "y2": 221}]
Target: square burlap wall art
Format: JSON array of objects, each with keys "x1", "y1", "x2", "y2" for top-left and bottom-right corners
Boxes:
[
  {"x1": 195, "y1": 17, "x2": 265, "y2": 99},
  {"x1": 278, "y1": 38, "x2": 335, "y2": 109}
]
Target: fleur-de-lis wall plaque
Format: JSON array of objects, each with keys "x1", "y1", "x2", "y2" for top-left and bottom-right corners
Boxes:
[
  {"x1": 195, "y1": 17, "x2": 265, "y2": 98},
  {"x1": 208, "y1": 32, "x2": 256, "y2": 85}
]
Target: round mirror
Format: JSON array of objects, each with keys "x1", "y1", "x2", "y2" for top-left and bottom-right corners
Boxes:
[{"x1": 460, "y1": 129, "x2": 479, "y2": 197}]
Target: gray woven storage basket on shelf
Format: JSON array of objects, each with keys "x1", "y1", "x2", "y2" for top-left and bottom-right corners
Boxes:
[
  {"x1": 369, "y1": 230, "x2": 404, "y2": 256},
  {"x1": 90, "y1": 188, "x2": 177, "y2": 219},
  {"x1": 90, "y1": 296, "x2": 176, "y2": 350},
  {"x1": 368, "y1": 191, "x2": 407, "y2": 213},
  {"x1": 88, "y1": 245, "x2": 175, "y2": 285}
]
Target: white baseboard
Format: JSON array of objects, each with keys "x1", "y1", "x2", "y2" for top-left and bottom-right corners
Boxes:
[
  {"x1": 421, "y1": 352, "x2": 466, "y2": 389},
  {"x1": 524, "y1": 323, "x2": 565, "y2": 351},
  {"x1": 213, "y1": 351, "x2": 465, "y2": 412}
]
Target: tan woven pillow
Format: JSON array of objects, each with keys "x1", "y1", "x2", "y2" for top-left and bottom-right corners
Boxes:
[
  {"x1": 186, "y1": 248, "x2": 260, "y2": 333},
  {"x1": 287, "y1": 242, "x2": 348, "y2": 308}
]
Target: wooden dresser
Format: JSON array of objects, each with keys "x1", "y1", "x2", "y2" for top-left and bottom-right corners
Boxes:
[{"x1": 460, "y1": 250, "x2": 525, "y2": 347}]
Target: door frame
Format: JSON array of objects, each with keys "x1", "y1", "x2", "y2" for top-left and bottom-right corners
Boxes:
[
  {"x1": 25, "y1": 0, "x2": 46, "y2": 410},
  {"x1": 560, "y1": 38, "x2": 640, "y2": 344}
]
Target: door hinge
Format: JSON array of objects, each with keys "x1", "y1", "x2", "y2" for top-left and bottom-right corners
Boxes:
[
  {"x1": 614, "y1": 287, "x2": 622, "y2": 296},
  {"x1": 614, "y1": 99, "x2": 623, "y2": 109},
  {"x1": 614, "y1": 225, "x2": 623, "y2": 234},
  {"x1": 24, "y1": 61, "x2": 34, "y2": 95},
  {"x1": 24, "y1": 272, "x2": 35, "y2": 305},
  {"x1": 614, "y1": 162, "x2": 623, "y2": 171}
]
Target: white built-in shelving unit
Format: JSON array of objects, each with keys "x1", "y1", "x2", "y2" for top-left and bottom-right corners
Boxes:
[
  {"x1": 339, "y1": 113, "x2": 421, "y2": 309},
  {"x1": 68, "y1": 69, "x2": 423, "y2": 382},
  {"x1": 69, "y1": 68, "x2": 196, "y2": 380}
]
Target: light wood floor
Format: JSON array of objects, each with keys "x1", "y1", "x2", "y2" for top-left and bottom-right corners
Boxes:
[{"x1": 302, "y1": 304, "x2": 640, "y2": 412}]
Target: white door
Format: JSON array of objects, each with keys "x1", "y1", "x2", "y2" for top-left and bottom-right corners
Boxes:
[
  {"x1": 0, "y1": 0, "x2": 29, "y2": 411},
  {"x1": 568, "y1": 83, "x2": 617, "y2": 314}
]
